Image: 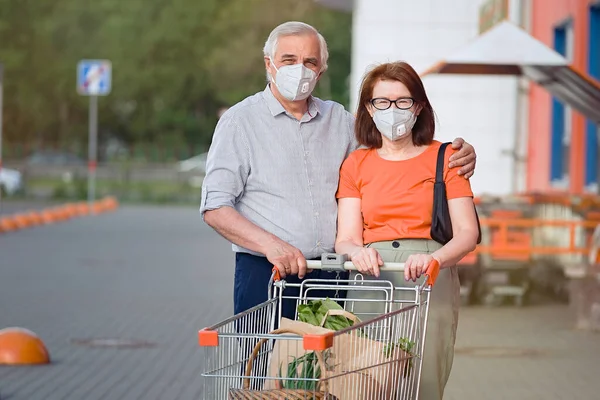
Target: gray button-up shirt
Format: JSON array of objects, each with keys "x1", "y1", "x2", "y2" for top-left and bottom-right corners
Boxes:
[{"x1": 200, "y1": 85, "x2": 358, "y2": 258}]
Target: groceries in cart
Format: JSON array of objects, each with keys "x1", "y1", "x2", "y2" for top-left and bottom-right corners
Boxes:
[
  {"x1": 271, "y1": 299, "x2": 416, "y2": 393},
  {"x1": 199, "y1": 254, "x2": 439, "y2": 399}
]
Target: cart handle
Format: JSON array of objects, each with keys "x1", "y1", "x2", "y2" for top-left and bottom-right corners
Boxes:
[{"x1": 271, "y1": 253, "x2": 440, "y2": 286}]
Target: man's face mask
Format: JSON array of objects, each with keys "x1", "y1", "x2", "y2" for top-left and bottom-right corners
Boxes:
[
  {"x1": 270, "y1": 58, "x2": 318, "y2": 101},
  {"x1": 372, "y1": 108, "x2": 417, "y2": 141}
]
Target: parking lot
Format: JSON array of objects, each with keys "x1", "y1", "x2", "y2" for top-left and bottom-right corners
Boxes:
[{"x1": 1, "y1": 204, "x2": 599, "y2": 399}]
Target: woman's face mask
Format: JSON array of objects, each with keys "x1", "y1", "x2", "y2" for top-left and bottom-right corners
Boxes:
[
  {"x1": 270, "y1": 58, "x2": 318, "y2": 101},
  {"x1": 372, "y1": 108, "x2": 417, "y2": 141}
]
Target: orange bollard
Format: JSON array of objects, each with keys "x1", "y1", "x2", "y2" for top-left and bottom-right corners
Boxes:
[
  {"x1": 53, "y1": 207, "x2": 68, "y2": 221},
  {"x1": 65, "y1": 203, "x2": 79, "y2": 218},
  {"x1": 34, "y1": 212, "x2": 45, "y2": 225},
  {"x1": 60, "y1": 204, "x2": 72, "y2": 219},
  {"x1": 0, "y1": 217, "x2": 18, "y2": 232},
  {"x1": 40, "y1": 210, "x2": 56, "y2": 224},
  {"x1": 75, "y1": 202, "x2": 90, "y2": 216},
  {"x1": 59, "y1": 206, "x2": 73, "y2": 220},
  {"x1": 103, "y1": 196, "x2": 119, "y2": 211},
  {"x1": 98, "y1": 198, "x2": 109, "y2": 211},
  {"x1": 25, "y1": 212, "x2": 42, "y2": 226},
  {"x1": 51, "y1": 208, "x2": 64, "y2": 222},
  {"x1": 92, "y1": 201, "x2": 105, "y2": 214},
  {"x1": 0, "y1": 327, "x2": 50, "y2": 365},
  {"x1": 45, "y1": 208, "x2": 60, "y2": 222},
  {"x1": 12, "y1": 214, "x2": 31, "y2": 229}
]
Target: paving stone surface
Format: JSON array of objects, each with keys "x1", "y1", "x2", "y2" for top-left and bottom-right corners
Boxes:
[{"x1": 1, "y1": 205, "x2": 598, "y2": 399}]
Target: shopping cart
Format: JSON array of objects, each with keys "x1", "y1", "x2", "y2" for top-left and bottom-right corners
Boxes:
[{"x1": 198, "y1": 253, "x2": 440, "y2": 400}]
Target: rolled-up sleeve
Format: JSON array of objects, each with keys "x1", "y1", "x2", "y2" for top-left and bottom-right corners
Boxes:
[{"x1": 200, "y1": 114, "x2": 250, "y2": 216}]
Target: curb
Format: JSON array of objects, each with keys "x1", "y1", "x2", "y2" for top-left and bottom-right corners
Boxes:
[{"x1": 0, "y1": 196, "x2": 119, "y2": 234}]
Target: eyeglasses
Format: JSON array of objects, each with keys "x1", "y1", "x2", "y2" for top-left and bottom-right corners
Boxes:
[{"x1": 370, "y1": 97, "x2": 415, "y2": 111}]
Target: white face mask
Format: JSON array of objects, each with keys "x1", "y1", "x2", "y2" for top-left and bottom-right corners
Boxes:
[
  {"x1": 270, "y1": 58, "x2": 318, "y2": 101},
  {"x1": 372, "y1": 108, "x2": 417, "y2": 141}
]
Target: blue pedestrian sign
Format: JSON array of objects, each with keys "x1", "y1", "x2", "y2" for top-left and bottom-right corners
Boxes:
[{"x1": 77, "y1": 60, "x2": 112, "y2": 96}]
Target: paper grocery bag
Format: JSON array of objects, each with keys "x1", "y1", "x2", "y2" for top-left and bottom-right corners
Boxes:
[
  {"x1": 264, "y1": 318, "x2": 330, "y2": 390},
  {"x1": 265, "y1": 318, "x2": 410, "y2": 400},
  {"x1": 326, "y1": 332, "x2": 410, "y2": 400}
]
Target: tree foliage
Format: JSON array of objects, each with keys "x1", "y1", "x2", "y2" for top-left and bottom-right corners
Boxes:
[{"x1": 0, "y1": 0, "x2": 351, "y2": 154}]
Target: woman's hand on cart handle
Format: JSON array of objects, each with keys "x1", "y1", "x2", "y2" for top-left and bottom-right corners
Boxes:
[
  {"x1": 404, "y1": 254, "x2": 438, "y2": 282},
  {"x1": 349, "y1": 247, "x2": 384, "y2": 277},
  {"x1": 303, "y1": 253, "x2": 441, "y2": 286}
]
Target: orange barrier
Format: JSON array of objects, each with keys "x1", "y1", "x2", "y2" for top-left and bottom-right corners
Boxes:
[
  {"x1": 75, "y1": 202, "x2": 90, "y2": 216},
  {"x1": 25, "y1": 211, "x2": 43, "y2": 226},
  {"x1": 12, "y1": 214, "x2": 32, "y2": 229},
  {"x1": 40, "y1": 209, "x2": 56, "y2": 224},
  {"x1": 0, "y1": 217, "x2": 18, "y2": 232},
  {"x1": 475, "y1": 218, "x2": 598, "y2": 257},
  {"x1": 589, "y1": 224, "x2": 600, "y2": 265},
  {"x1": 91, "y1": 202, "x2": 106, "y2": 214},
  {"x1": 0, "y1": 196, "x2": 119, "y2": 234}
]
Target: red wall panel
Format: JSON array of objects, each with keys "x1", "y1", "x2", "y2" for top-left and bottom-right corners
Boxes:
[{"x1": 527, "y1": 0, "x2": 593, "y2": 194}]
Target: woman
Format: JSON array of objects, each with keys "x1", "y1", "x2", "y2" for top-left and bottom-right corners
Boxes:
[{"x1": 334, "y1": 61, "x2": 479, "y2": 400}]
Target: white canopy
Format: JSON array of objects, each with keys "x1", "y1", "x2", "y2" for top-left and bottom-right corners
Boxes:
[{"x1": 422, "y1": 21, "x2": 600, "y2": 123}]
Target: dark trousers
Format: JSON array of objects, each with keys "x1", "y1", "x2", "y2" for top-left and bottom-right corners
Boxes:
[{"x1": 234, "y1": 252, "x2": 349, "y2": 319}]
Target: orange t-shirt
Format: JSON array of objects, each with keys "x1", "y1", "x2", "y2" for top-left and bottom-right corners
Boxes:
[{"x1": 336, "y1": 140, "x2": 473, "y2": 244}]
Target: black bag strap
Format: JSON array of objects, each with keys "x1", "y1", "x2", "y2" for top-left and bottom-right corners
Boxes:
[
  {"x1": 435, "y1": 141, "x2": 483, "y2": 244},
  {"x1": 436, "y1": 142, "x2": 451, "y2": 183}
]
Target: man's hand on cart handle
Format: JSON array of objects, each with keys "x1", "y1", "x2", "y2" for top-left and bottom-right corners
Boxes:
[{"x1": 265, "y1": 240, "x2": 308, "y2": 279}]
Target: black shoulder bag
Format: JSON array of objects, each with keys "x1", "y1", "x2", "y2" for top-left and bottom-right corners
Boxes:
[{"x1": 430, "y1": 142, "x2": 482, "y2": 245}]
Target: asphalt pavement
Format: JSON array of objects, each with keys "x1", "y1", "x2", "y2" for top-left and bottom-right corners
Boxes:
[{"x1": 1, "y1": 204, "x2": 598, "y2": 399}]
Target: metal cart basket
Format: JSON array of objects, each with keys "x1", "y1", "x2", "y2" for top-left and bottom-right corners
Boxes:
[{"x1": 199, "y1": 253, "x2": 440, "y2": 400}]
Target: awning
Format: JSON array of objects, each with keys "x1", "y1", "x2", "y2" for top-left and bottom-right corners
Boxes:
[{"x1": 421, "y1": 21, "x2": 600, "y2": 124}]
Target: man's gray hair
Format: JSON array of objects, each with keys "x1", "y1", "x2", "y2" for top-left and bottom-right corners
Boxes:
[{"x1": 263, "y1": 21, "x2": 329, "y2": 78}]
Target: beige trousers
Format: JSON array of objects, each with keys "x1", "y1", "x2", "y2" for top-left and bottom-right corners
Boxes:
[{"x1": 347, "y1": 239, "x2": 460, "y2": 400}]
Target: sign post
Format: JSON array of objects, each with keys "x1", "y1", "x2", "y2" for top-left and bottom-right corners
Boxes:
[
  {"x1": 0, "y1": 63, "x2": 4, "y2": 215},
  {"x1": 77, "y1": 60, "x2": 111, "y2": 208},
  {"x1": 88, "y1": 94, "x2": 98, "y2": 206}
]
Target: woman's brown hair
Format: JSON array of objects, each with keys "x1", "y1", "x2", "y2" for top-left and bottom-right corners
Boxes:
[{"x1": 355, "y1": 61, "x2": 435, "y2": 148}]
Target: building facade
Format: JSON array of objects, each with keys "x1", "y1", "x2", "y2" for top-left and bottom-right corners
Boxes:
[
  {"x1": 318, "y1": 0, "x2": 600, "y2": 197},
  {"x1": 527, "y1": 0, "x2": 600, "y2": 194}
]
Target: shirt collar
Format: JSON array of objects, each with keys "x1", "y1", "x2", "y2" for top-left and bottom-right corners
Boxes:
[
  {"x1": 263, "y1": 84, "x2": 286, "y2": 116},
  {"x1": 262, "y1": 84, "x2": 321, "y2": 119},
  {"x1": 307, "y1": 96, "x2": 320, "y2": 119}
]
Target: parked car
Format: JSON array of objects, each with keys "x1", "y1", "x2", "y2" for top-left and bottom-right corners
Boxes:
[
  {"x1": 25, "y1": 150, "x2": 85, "y2": 166},
  {"x1": 176, "y1": 153, "x2": 208, "y2": 188},
  {"x1": 0, "y1": 167, "x2": 23, "y2": 195},
  {"x1": 177, "y1": 153, "x2": 208, "y2": 174}
]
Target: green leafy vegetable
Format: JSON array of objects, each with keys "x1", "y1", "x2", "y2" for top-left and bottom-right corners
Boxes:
[
  {"x1": 297, "y1": 299, "x2": 355, "y2": 331},
  {"x1": 384, "y1": 337, "x2": 417, "y2": 377},
  {"x1": 278, "y1": 352, "x2": 321, "y2": 390}
]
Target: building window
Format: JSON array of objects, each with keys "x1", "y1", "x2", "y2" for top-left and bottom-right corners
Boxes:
[
  {"x1": 586, "y1": 4, "x2": 600, "y2": 192},
  {"x1": 550, "y1": 22, "x2": 573, "y2": 189}
]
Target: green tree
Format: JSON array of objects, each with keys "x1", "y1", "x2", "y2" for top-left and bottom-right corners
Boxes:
[{"x1": 0, "y1": 0, "x2": 352, "y2": 159}]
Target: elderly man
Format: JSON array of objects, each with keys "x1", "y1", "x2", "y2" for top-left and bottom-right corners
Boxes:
[{"x1": 200, "y1": 21, "x2": 477, "y2": 319}]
